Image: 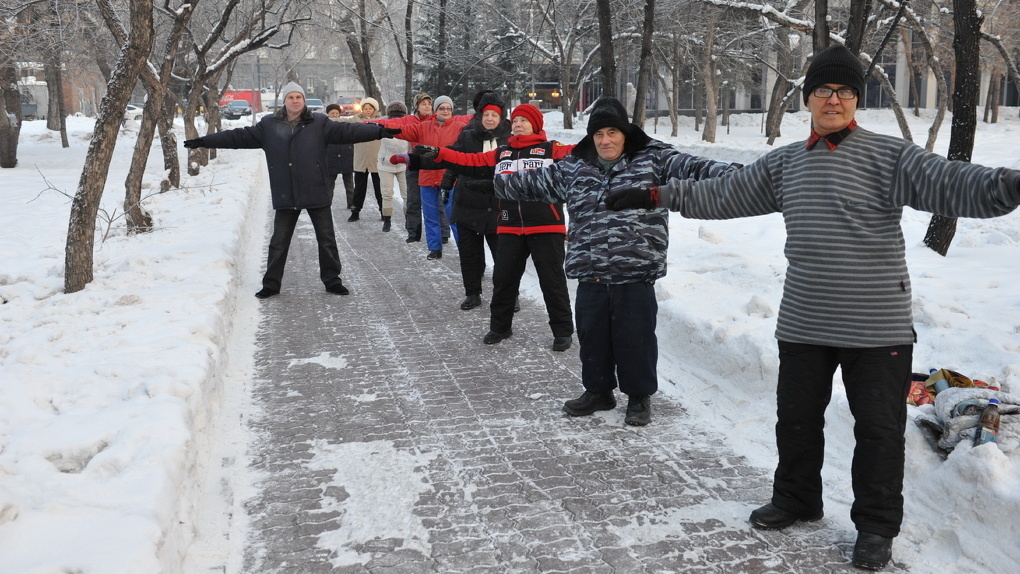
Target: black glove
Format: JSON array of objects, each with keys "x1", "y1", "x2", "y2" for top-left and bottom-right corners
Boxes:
[
  {"x1": 183, "y1": 138, "x2": 206, "y2": 149},
  {"x1": 413, "y1": 144, "x2": 439, "y2": 161},
  {"x1": 605, "y1": 187, "x2": 660, "y2": 210},
  {"x1": 379, "y1": 127, "x2": 402, "y2": 138},
  {"x1": 440, "y1": 187, "x2": 452, "y2": 205}
]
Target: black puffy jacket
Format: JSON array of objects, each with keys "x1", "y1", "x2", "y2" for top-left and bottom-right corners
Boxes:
[
  {"x1": 441, "y1": 122, "x2": 511, "y2": 233},
  {"x1": 202, "y1": 108, "x2": 384, "y2": 210}
]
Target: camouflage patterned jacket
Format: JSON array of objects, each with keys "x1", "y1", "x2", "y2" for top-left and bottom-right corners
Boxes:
[{"x1": 495, "y1": 127, "x2": 735, "y2": 283}]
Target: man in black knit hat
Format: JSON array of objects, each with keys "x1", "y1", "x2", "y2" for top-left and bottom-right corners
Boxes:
[
  {"x1": 495, "y1": 96, "x2": 736, "y2": 426},
  {"x1": 605, "y1": 43, "x2": 1020, "y2": 570}
]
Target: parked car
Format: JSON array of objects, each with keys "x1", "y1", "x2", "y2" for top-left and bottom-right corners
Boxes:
[
  {"x1": 124, "y1": 104, "x2": 143, "y2": 122},
  {"x1": 336, "y1": 96, "x2": 361, "y2": 116},
  {"x1": 221, "y1": 99, "x2": 252, "y2": 120},
  {"x1": 305, "y1": 98, "x2": 325, "y2": 114}
]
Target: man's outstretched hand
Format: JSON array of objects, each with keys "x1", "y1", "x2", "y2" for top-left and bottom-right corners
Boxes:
[
  {"x1": 379, "y1": 127, "x2": 402, "y2": 138},
  {"x1": 183, "y1": 138, "x2": 205, "y2": 149},
  {"x1": 605, "y1": 187, "x2": 660, "y2": 210}
]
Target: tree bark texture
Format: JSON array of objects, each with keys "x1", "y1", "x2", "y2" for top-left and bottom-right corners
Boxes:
[
  {"x1": 64, "y1": 0, "x2": 153, "y2": 293},
  {"x1": 595, "y1": 0, "x2": 617, "y2": 98},
  {"x1": 0, "y1": 61, "x2": 22, "y2": 168},
  {"x1": 631, "y1": 0, "x2": 656, "y2": 128},
  {"x1": 924, "y1": 0, "x2": 982, "y2": 256},
  {"x1": 701, "y1": 15, "x2": 719, "y2": 143}
]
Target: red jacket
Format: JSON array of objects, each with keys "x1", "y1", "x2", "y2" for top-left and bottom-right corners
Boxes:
[{"x1": 384, "y1": 116, "x2": 468, "y2": 186}]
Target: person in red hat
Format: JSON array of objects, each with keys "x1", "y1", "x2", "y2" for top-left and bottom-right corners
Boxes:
[{"x1": 404, "y1": 103, "x2": 576, "y2": 352}]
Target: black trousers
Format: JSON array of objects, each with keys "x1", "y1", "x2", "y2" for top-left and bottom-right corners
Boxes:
[
  {"x1": 456, "y1": 227, "x2": 498, "y2": 296},
  {"x1": 353, "y1": 171, "x2": 382, "y2": 213},
  {"x1": 263, "y1": 207, "x2": 343, "y2": 291},
  {"x1": 326, "y1": 173, "x2": 355, "y2": 209},
  {"x1": 575, "y1": 281, "x2": 658, "y2": 397},
  {"x1": 490, "y1": 233, "x2": 572, "y2": 337},
  {"x1": 772, "y1": 341, "x2": 913, "y2": 538}
]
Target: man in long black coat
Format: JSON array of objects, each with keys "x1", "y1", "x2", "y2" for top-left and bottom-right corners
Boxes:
[{"x1": 185, "y1": 82, "x2": 398, "y2": 298}]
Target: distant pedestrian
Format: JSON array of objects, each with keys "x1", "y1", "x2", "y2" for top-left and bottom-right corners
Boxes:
[
  {"x1": 339, "y1": 97, "x2": 384, "y2": 222},
  {"x1": 605, "y1": 44, "x2": 1020, "y2": 568},
  {"x1": 381, "y1": 92, "x2": 433, "y2": 243},
  {"x1": 183, "y1": 82, "x2": 399, "y2": 298},
  {"x1": 326, "y1": 103, "x2": 356, "y2": 210},
  {"x1": 495, "y1": 96, "x2": 736, "y2": 425},
  {"x1": 377, "y1": 100, "x2": 410, "y2": 233}
]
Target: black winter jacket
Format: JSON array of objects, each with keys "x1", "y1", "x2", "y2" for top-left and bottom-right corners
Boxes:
[
  {"x1": 440, "y1": 116, "x2": 511, "y2": 234},
  {"x1": 202, "y1": 108, "x2": 384, "y2": 210}
]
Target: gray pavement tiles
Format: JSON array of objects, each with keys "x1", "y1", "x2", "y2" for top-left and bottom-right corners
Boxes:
[{"x1": 241, "y1": 205, "x2": 908, "y2": 573}]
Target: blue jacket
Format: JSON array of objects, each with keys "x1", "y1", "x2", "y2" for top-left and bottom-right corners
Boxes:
[
  {"x1": 496, "y1": 127, "x2": 736, "y2": 283},
  {"x1": 202, "y1": 108, "x2": 385, "y2": 210}
]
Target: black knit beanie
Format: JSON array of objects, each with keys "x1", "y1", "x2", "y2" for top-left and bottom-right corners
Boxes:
[
  {"x1": 802, "y1": 44, "x2": 866, "y2": 105},
  {"x1": 586, "y1": 97, "x2": 631, "y2": 137}
]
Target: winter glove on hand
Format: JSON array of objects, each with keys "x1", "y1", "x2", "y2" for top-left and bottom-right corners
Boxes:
[
  {"x1": 379, "y1": 127, "x2": 402, "y2": 139},
  {"x1": 183, "y1": 138, "x2": 206, "y2": 149},
  {"x1": 389, "y1": 154, "x2": 409, "y2": 165},
  {"x1": 413, "y1": 144, "x2": 439, "y2": 161},
  {"x1": 604, "y1": 187, "x2": 660, "y2": 210},
  {"x1": 440, "y1": 187, "x2": 452, "y2": 205}
]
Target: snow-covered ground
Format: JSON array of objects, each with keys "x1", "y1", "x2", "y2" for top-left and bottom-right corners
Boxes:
[{"x1": 0, "y1": 107, "x2": 1017, "y2": 573}]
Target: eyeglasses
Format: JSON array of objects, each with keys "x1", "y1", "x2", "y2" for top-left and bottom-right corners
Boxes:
[
  {"x1": 436, "y1": 106, "x2": 453, "y2": 112},
  {"x1": 811, "y1": 86, "x2": 857, "y2": 100}
]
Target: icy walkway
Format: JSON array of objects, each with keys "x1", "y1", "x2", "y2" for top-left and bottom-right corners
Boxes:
[{"x1": 240, "y1": 204, "x2": 902, "y2": 573}]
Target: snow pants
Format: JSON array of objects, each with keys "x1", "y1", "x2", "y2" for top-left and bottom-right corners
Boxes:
[
  {"x1": 575, "y1": 281, "x2": 657, "y2": 397},
  {"x1": 772, "y1": 341, "x2": 913, "y2": 538},
  {"x1": 490, "y1": 233, "x2": 572, "y2": 337}
]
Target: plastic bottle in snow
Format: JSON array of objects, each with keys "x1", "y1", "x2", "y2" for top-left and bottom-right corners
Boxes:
[{"x1": 974, "y1": 398, "x2": 1001, "y2": 445}]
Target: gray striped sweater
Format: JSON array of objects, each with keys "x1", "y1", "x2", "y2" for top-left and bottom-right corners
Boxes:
[{"x1": 664, "y1": 127, "x2": 1020, "y2": 348}]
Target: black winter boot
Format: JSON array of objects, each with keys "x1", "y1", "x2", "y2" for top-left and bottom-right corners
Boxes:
[
  {"x1": 853, "y1": 533, "x2": 893, "y2": 570},
  {"x1": 624, "y1": 395, "x2": 651, "y2": 426},
  {"x1": 382, "y1": 216, "x2": 391, "y2": 232},
  {"x1": 347, "y1": 210, "x2": 360, "y2": 222},
  {"x1": 562, "y1": 391, "x2": 616, "y2": 416}
]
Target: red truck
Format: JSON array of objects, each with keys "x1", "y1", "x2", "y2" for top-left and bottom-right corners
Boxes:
[{"x1": 218, "y1": 90, "x2": 262, "y2": 113}]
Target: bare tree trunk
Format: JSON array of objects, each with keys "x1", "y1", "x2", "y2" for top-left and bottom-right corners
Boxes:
[
  {"x1": 124, "y1": 109, "x2": 157, "y2": 232},
  {"x1": 924, "y1": 0, "x2": 982, "y2": 256},
  {"x1": 559, "y1": 64, "x2": 574, "y2": 129},
  {"x1": 845, "y1": 0, "x2": 872, "y2": 54},
  {"x1": 160, "y1": 94, "x2": 181, "y2": 190},
  {"x1": 813, "y1": 0, "x2": 829, "y2": 53},
  {"x1": 631, "y1": 0, "x2": 656, "y2": 128},
  {"x1": 982, "y1": 70, "x2": 1000, "y2": 123},
  {"x1": 435, "y1": 0, "x2": 449, "y2": 93},
  {"x1": 64, "y1": 0, "x2": 153, "y2": 293},
  {"x1": 0, "y1": 60, "x2": 23, "y2": 168},
  {"x1": 765, "y1": 31, "x2": 794, "y2": 141},
  {"x1": 701, "y1": 16, "x2": 719, "y2": 143},
  {"x1": 595, "y1": 0, "x2": 617, "y2": 98},
  {"x1": 404, "y1": 0, "x2": 415, "y2": 103},
  {"x1": 44, "y1": 57, "x2": 68, "y2": 148}
]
